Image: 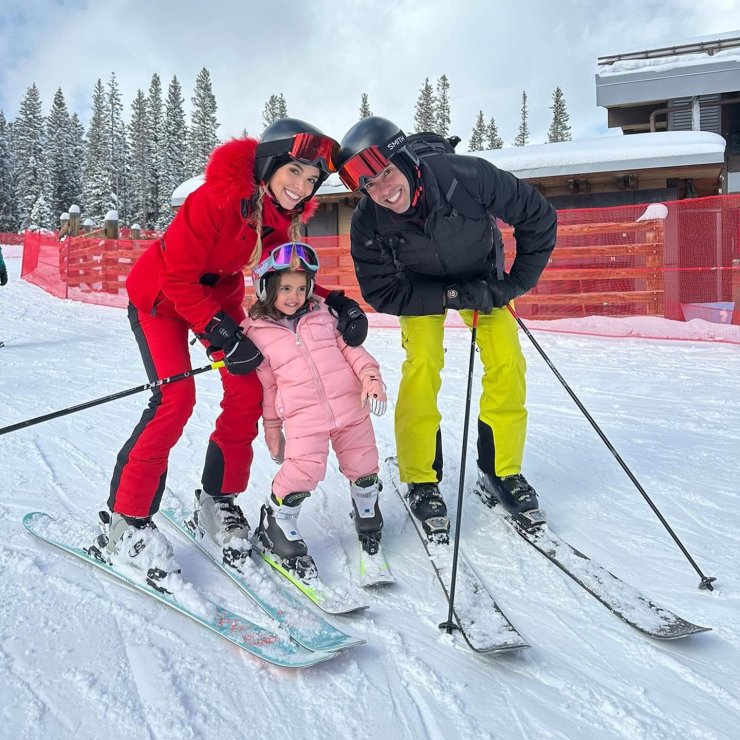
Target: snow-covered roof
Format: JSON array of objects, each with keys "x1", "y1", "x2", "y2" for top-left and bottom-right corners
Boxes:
[
  {"x1": 595, "y1": 33, "x2": 740, "y2": 106},
  {"x1": 171, "y1": 175, "x2": 205, "y2": 207},
  {"x1": 598, "y1": 32, "x2": 740, "y2": 75},
  {"x1": 317, "y1": 131, "x2": 726, "y2": 195}
]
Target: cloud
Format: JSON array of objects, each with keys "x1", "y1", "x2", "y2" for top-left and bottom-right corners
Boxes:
[{"x1": 1, "y1": 0, "x2": 738, "y2": 148}]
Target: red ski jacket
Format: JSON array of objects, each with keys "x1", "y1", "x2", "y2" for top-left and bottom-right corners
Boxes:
[{"x1": 126, "y1": 137, "x2": 318, "y2": 333}]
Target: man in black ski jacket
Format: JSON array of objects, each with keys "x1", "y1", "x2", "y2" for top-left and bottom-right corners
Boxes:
[{"x1": 336, "y1": 116, "x2": 557, "y2": 540}]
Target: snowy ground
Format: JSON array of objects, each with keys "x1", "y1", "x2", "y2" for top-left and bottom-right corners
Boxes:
[{"x1": 1, "y1": 248, "x2": 739, "y2": 740}]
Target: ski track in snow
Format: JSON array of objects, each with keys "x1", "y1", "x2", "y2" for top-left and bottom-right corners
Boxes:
[{"x1": 1, "y1": 251, "x2": 739, "y2": 739}]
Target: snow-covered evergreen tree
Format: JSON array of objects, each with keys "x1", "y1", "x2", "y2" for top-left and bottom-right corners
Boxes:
[
  {"x1": 82, "y1": 79, "x2": 115, "y2": 225},
  {"x1": 14, "y1": 84, "x2": 50, "y2": 229},
  {"x1": 68, "y1": 113, "x2": 84, "y2": 209},
  {"x1": 414, "y1": 78, "x2": 436, "y2": 133},
  {"x1": 513, "y1": 90, "x2": 529, "y2": 147},
  {"x1": 107, "y1": 73, "x2": 128, "y2": 222},
  {"x1": 127, "y1": 90, "x2": 150, "y2": 229},
  {"x1": 146, "y1": 73, "x2": 166, "y2": 229},
  {"x1": 469, "y1": 111, "x2": 487, "y2": 151},
  {"x1": 0, "y1": 111, "x2": 19, "y2": 231},
  {"x1": 188, "y1": 67, "x2": 219, "y2": 176},
  {"x1": 486, "y1": 116, "x2": 503, "y2": 149},
  {"x1": 160, "y1": 75, "x2": 187, "y2": 230},
  {"x1": 45, "y1": 88, "x2": 79, "y2": 223},
  {"x1": 29, "y1": 192, "x2": 52, "y2": 230},
  {"x1": 359, "y1": 93, "x2": 372, "y2": 119},
  {"x1": 547, "y1": 86, "x2": 572, "y2": 143},
  {"x1": 262, "y1": 93, "x2": 288, "y2": 129},
  {"x1": 435, "y1": 75, "x2": 451, "y2": 137}
]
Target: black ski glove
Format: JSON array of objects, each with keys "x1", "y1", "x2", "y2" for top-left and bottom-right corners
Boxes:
[
  {"x1": 487, "y1": 273, "x2": 526, "y2": 308},
  {"x1": 201, "y1": 311, "x2": 262, "y2": 375},
  {"x1": 0, "y1": 267, "x2": 7, "y2": 286},
  {"x1": 445, "y1": 280, "x2": 493, "y2": 313},
  {"x1": 325, "y1": 290, "x2": 368, "y2": 346}
]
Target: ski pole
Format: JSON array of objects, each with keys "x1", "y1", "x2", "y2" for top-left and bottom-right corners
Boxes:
[
  {"x1": 0, "y1": 361, "x2": 225, "y2": 437},
  {"x1": 440, "y1": 310, "x2": 479, "y2": 634},
  {"x1": 506, "y1": 303, "x2": 716, "y2": 591}
]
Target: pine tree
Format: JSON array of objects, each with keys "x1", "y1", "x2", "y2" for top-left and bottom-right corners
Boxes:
[
  {"x1": 513, "y1": 91, "x2": 529, "y2": 147},
  {"x1": 45, "y1": 88, "x2": 79, "y2": 224},
  {"x1": 68, "y1": 113, "x2": 85, "y2": 209},
  {"x1": 107, "y1": 73, "x2": 128, "y2": 221},
  {"x1": 359, "y1": 93, "x2": 372, "y2": 119},
  {"x1": 486, "y1": 116, "x2": 503, "y2": 149},
  {"x1": 0, "y1": 111, "x2": 19, "y2": 231},
  {"x1": 414, "y1": 78, "x2": 436, "y2": 133},
  {"x1": 188, "y1": 67, "x2": 219, "y2": 176},
  {"x1": 146, "y1": 73, "x2": 166, "y2": 229},
  {"x1": 82, "y1": 79, "x2": 115, "y2": 225},
  {"x1": 262, "y1": 93, "x2": 288, "y2": 129},
  {"x1": 435, "y1": 75, "x2": 451, "y2": 137},
  {"x1": 14, "y1": 84, "x2": 50, "y2": 229},
  {"x1": 469, "y1": 111, "x2": 487, "y2": 151},
  {"x1": 160, "y1": 75, "x2": 187, "y2": 230},
  {"x1": 547, "y1": 86, "x2": 572, "y2": 143},
  {"x1": 127, "y1": 90, "x2": 150, "y2": 228}
]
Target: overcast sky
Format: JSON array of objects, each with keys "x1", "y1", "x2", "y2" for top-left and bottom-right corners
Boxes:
[{"x1": 1, "y1": 0, "x2": 739, "y2": 149}]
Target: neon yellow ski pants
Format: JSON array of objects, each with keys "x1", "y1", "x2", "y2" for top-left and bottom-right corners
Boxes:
[{"x1": 395, "y1": 308, "x2": 527, "y2": 483}]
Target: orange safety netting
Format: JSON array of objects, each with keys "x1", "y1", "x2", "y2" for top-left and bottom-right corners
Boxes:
[
  {"x1": 0, "y1": 232, "x2": 24, "y2": 245},
  {"x1": 19, "y1": 195, "x2": 740, "y2": 327}
]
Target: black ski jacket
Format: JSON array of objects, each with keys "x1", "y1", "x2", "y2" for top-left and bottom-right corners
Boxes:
[{"x1": 349, "y1": 153, "x2": 557, "y2": 315}]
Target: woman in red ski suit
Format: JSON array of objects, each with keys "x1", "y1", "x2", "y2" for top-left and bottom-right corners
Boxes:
[{"x1": 100, "y1": 119, "x2": 368, "y2": 577}]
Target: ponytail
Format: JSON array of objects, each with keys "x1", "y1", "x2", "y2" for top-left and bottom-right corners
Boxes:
[
  {"x1": 246, "y1": 187, "x2": 307, "y2": 270},
  {"x1": 246, "y1": 185, "x2": 268, "y2": 269}
]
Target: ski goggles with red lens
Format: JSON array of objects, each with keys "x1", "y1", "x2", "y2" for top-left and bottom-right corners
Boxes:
[
  {"x1": 338, "y1": 146, "x2": 391, "y2": 191},
  {"x1": 338, "y1": 129, "x2": 409, "y2": 191},
  {"x1": 253, "y1": 242, "x2": 321, "y2": 280},
  {"x1": 260, "y1": 134, "x2": 339, "y2": 174}
]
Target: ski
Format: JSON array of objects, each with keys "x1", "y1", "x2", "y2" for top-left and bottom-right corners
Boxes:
[
  {"x1": 474, "y1": 486, "x2": 711, "y2": 640},
  {"x1": 250, "y1": 538, "x2": 370, "y2": 616},
  {"x1": 386, "y1": 459, "x2": 529, "y2": 653},
  {"x1": 161, "y1": 507, "x2": 365, "y2": 652},
  {"x1": 358, "y1": 542, "x2": 395, "y2": 588},
  {"x1": 23, "y1": 512, "x2": 335, "y2": 668}
]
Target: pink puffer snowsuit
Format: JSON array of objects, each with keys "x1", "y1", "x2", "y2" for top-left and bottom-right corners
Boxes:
[{"x1": 241, "y1": 303, "x2": 381, "y2": 497}]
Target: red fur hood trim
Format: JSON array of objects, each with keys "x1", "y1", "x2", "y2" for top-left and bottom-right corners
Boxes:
[{"x1": 204, "y1": 137, "x2": 319, "y2": 222}]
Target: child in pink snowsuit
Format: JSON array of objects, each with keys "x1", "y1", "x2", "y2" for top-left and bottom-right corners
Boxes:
[{"x1": 241, "y1": 242, "x2": 387, "y2": 580}]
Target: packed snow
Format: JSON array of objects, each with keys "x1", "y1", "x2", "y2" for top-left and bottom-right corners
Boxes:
[{"x1": 1, "y1": 247, "x2": 739, "y2": 740}]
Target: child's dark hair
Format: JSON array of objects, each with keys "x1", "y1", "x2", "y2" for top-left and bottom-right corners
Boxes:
[{"x1": 249, "y1": 270, "x2": 317, "y2": 320}]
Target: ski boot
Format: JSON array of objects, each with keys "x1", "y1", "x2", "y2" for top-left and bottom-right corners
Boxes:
[
  {"x1": 350, "y1": 474, "x2": 384, "y2": 555},
  {"x1": 405, "y1": 483, "x2": 450, "y2": 544},
  {"x1": 255, "y1": 491, "x2": 318, "y2": 582},
  {"x1": 476, "y1": 469, "x2": 545, "y2": 528},
  {"x1": 190, "y1": 489, "x2": 252, "y2": 566},
  {"x1": 87, "y1": 510, "x2": 181, "y2": 593}
]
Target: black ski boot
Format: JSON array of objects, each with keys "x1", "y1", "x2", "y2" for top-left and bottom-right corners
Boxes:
[
  {"x1": 350, "y1": 474, "x2": 384, "y2": 555},
  {"x1": 255, "y1": 491, "x2": 318, "y2": 581},
  {"x1": 405, "y1": 483, "x2": 450, "y2": 544},
  {"x1": 477, "y1": 469, "x2": 541, "y2": 519}
]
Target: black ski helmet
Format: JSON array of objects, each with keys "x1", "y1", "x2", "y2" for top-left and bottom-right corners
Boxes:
[
  {"x1": 255, "y1": 118, "x2": 339, "y2": 199},
  {"x1": 337, "y1": 116, "x2": 419, "y2": 191}
]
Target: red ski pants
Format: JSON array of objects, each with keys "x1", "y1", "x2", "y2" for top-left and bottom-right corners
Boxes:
[{"x1": 108, "y1": 305, "x2": 262, "y2": 517}]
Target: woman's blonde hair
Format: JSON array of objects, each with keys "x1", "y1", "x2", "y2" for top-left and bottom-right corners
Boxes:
[{"x1": 246, "y1": 185, "x2": 303, "y2": 270}]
